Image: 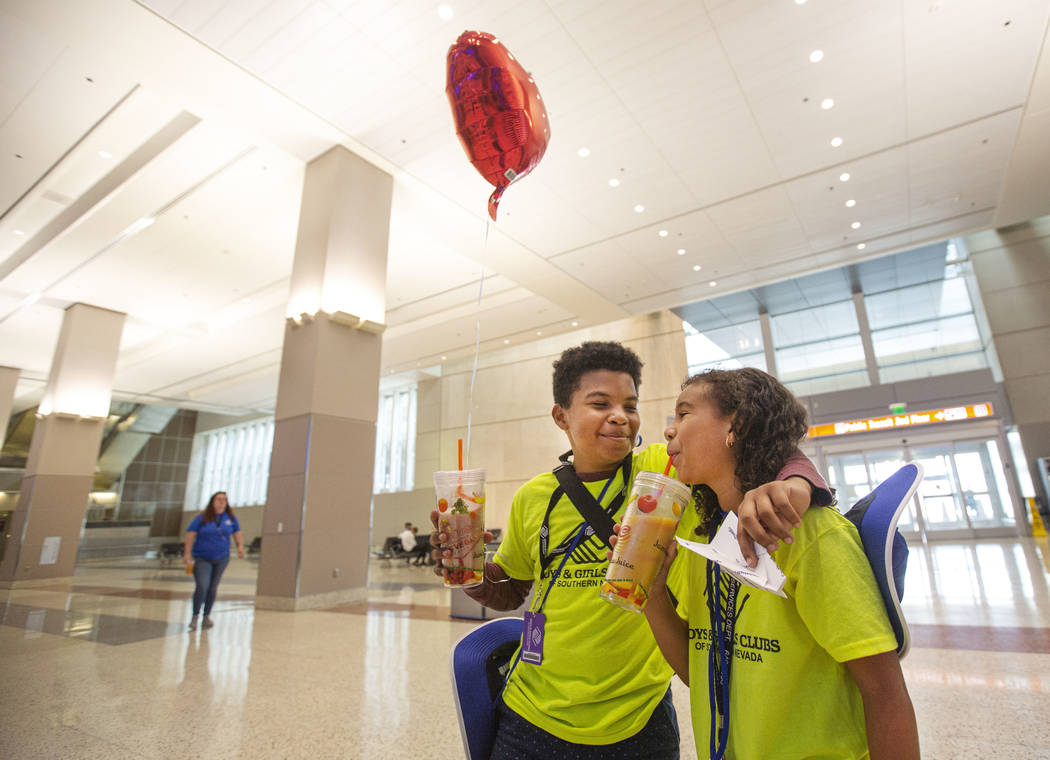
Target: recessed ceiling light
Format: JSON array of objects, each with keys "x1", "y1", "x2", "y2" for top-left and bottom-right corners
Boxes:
[
  {"x1": 98, "y1": 150, "x2": 112, "y2": 159},
  {"x1": 845, "y1": 199, "x2": 856, "y2": 208},
  {"x1": 13, "y1": 229, "x2": 25, "y2": 236},
  {"x1": 536, "y1": 331, "x2": 542, "y2": 336},
  {"x1": 821, "y1": 98, "x2": 834, "y2": 110},
  {"x1": 857, "y1": 243, "x2": 866, "y2": 250},
  {"x1": 830, "y1": 137, "x2": 843, "y2": 147},
  {"x1": 577, "y1": 147, "x2": 590, "y2": 158},
  {"x1": 441, "y1": 355, "x2": 447, "y2": 360},
  {"x1": 839, "y1": 172, "x2": 851, "y2": 182},
  {"x1": 709, "y1": 281, "x2": 717, "y2": 287},
  {"x1": 851, "y1": 221, "x2": 861, "y2": 229},
  {"x1": 677, "y1": 248, "x2": 686, "y2": 255},
  {"x1": 571, "y1": 321, "x2": 579, "y2": 327},
  {"x1": 503, "y1": 339, "x2": 510, "y2": 344},
  {"x1": 658, "y1": 230, "x2": 668, "y2": 237},
  {"x1": 608, "y1": 178, "x2": 620, "y2": 187},
  {"x1": 809, "y1": 49, "x2": 824, "y2": 63},
  {"x1": 693, "y1": 265, "x2": 702, "y2": 272},
  {"x1": 437, "y1": 4, "x2": 454, "y2": 21},
  {"x1": 634, "y1": 204, "x2": 645, "y2": 213}
]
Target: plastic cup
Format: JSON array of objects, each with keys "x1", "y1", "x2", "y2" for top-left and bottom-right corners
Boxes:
[
  {"x1": 600, "y1": 471, "x2": 692, "y2": 612},
  {"x1": 185, "y1": 561, "x2": 194, "y2": 576},
  {"x1": 433, "y1": 468, "x2": 486, "y2": 588}
]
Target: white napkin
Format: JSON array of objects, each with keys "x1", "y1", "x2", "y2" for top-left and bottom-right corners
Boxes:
[{"x1": 675, "y1": 511, "x2": 787, "y2": 598}]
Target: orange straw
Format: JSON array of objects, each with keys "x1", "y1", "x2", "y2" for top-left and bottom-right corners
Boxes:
[
  {"x1": 458, "y1": 438, "x2": 463, "y2": 470},
  {"x1": 664, "y1": 458, "x2": 673, "y2": 476}
]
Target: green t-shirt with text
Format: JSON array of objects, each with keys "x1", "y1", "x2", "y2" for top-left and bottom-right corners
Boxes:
[
  {"x1": 680, "y1": 507, "x2": 898, "y2": 759},
  {"x1": 493, "y1": 444, "x2": 690, "y2": 744}
]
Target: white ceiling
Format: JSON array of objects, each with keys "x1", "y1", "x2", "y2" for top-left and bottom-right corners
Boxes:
[{"x1": 1, "y1": 0, "x2": 1049, "y2": 415}]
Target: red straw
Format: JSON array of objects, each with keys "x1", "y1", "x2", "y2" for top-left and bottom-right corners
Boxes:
[
  {"x1": 664, "y1": 458, "x2": 673, "y2": 476},
  {"x1": 458, "y1": 438, "x2": 463, "y2": 470}
]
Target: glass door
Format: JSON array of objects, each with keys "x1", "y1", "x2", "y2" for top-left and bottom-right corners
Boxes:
[
  {"x1": 825, "y1": 448, "x2": 917, "y2": 528},
  {"x1": 823, "y1": 434, "x2": 1018, "y2": 540},
  {"x1": 952, "y1": 439, "x2": 1015, "y2": 529},
  {"x1": 908, "y1": 445, "x2": 972, "y2": 534}
]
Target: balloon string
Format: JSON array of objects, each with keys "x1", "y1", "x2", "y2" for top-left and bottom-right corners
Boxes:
[{"x1": 464, "y1": 220, "x2": 490, "y2": 469}]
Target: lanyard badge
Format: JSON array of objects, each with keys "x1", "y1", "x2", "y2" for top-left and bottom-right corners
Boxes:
[
  {"x1": 521, "y1": 474, "x2": 617, "y2": 667},
  {"x1": 521, "y1": 611, "x2": 546, "y2": 664}
]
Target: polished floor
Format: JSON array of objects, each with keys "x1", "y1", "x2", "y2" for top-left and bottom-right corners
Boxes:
[{"x1": 2, "y1": 537, "x2": 1050, "y2": 759}]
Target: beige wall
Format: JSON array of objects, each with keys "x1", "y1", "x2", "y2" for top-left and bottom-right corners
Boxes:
[
  {"x1": 395, "y1": 311, "x2": 688, "y2": 536},
  {"x1": 966, "y1": 217, "x2": 1050, "y2": 508}
]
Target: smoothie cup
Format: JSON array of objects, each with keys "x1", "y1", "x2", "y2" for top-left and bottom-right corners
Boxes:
[
  {"x1": 433, "y1": 468, "x2": 486, "y2": 588},
  {"x1": 600, "y1": 470, "x2": 692, "y2": 612}
]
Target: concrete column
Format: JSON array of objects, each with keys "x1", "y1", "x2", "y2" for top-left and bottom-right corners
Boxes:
[
  {"x1": 965, "y1": 218, "x2": 1050, "y2": 519},
  {"x1": 0, "y1": 366, "x2": 18, "y2": 443},
  {"x1": 256, "y1": 146, "x2": 393, "y2": 610},
  {"x1": 759, "y1": 312, "x2": 778, "y2": 378},
  {"x1": 0, "y1": 304, "x2": 125, "y2": 585},
  {"x1": 851, "y1": 291, "x2": 880, "y2": 387}
]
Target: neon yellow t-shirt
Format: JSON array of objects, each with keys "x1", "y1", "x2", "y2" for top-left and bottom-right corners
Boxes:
[
  {"x1": 680, "y1": 507, "x2": 898, "y2": 760},
  {"x1": 493, "y1": 444, "x2": 689, "y2": 745}
]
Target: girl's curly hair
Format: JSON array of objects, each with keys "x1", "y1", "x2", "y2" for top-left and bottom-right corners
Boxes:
[{"x1": 686, "y1": 368, "x2": 809, "y2": 535}]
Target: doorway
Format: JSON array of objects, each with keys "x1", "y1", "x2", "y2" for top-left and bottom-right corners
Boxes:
[{"x1": 822, "y1": 429, "x2": 1020, "y2": 540}]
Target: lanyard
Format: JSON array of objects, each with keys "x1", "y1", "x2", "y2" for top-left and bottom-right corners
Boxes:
[
  {"x1": 502, "y1": 474, "x2": 618, "y2": 691},
  {"x1": 706, "y1": 517, "x2": 739, "y2": 760},
  {"x1": 539, "y1": 457, "x2": 629, "y2": 570},
  {"x1": 532, "y1": 474, "x2": 617, "y2": 615}
]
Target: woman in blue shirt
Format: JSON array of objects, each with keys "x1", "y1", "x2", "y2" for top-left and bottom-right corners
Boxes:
[{"x1": 184, "y1": 491, "x2": 244, "y2": 630}]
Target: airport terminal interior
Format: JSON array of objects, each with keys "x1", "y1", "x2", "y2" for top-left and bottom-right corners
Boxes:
[{"x1": 3, "y1": 1, "x2": 1050, "y2": 758}]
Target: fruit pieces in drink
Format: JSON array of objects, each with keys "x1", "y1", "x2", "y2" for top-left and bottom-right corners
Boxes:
[
  {"x1": 603, "y1": 513, "x2": 678, "y2": 611},
  {"x1": 436, "y1": 485, "x2": 485, "y2": 587},
  {"x1": 599, "y1": 579, "x2": 648, "y2": 609}
]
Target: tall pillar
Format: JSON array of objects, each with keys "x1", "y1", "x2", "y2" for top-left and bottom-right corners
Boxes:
[
  {"x1": 965, "y1": 218, "x2": 1050, "y2": 518},
  {"x1": 256, "y1": 146, "x2": 393, "y2": 610},
  {"x1": 0, "y1": 366, "x2": 18, "y2": 442},
  {"x1": 0, "y1": 304, "x2": 125, "y2": 585}
]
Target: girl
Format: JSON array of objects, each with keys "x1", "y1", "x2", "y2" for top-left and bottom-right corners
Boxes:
[{"x1": 642, "y1": 369, "x2": 919, "y2": 760}]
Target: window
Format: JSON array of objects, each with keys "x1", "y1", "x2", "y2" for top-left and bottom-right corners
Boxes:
[
  {"x1": 374, "y1": 386, "x2": 417, "y2": 493},
  {"x1": 186, "y1": 417, "x2": 275, "y2": 509},
  {"x1": 866, "y1": 277, "x2": 987, "y2": 383},
  {"x1": 684, "y1": 320, "x2": 767, "y2": 375},
  {"x1": 771, "y1": 300, "x2": 869, "y2": 396}
]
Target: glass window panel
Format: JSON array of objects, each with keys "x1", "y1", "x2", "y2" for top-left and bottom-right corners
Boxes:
[
  {"x1": 824, "y1": 454, "x2": 871, "y2": 512},
  {"x1": 865, "y1": 278, "x2": 974, "y2": 330},
  {"x1": 405, "y1": 389, "x2": 417, "y2": 491},
  {"x1": 910, "y1": 445, "x2": 968, "y2": 531},
  {"x1": 685, "y1": 321, "x2": 764, "y2": 373},
  {"x1": 878, "y1": 353, "x2": 987, "y2": 384},
  {"x1": 771, "y1": 301, "x2": 859, "y2": 347}
]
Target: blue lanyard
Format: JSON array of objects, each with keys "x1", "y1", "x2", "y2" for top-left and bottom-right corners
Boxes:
[
  {"x1": 504, "y1": 474, "x2": 618, "y2": 687},
  {"x1": 706, "y1": 517, "x2": 736, "y2": 760}
]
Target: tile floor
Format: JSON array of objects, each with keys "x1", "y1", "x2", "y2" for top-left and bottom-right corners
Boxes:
[{"x1": 2, "y1": 537, "x2": 1049, "y2": 759}]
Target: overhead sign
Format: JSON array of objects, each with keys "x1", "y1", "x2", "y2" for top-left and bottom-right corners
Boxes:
[{"x1": 808, "y1": 403, "x2": 993, "y2": 438}]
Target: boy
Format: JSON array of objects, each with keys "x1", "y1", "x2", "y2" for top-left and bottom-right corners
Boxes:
[{"x1": 431, "y1": 342, "x2": 831, "y2": 757}]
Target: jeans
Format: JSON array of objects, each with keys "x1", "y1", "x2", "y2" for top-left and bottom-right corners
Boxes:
[
  {"x1": 192, "y1": 556, "x2": 230, "y2": 616},
  {"x1": 489, "y1": 686, "x2": 680, "y2": 760}
]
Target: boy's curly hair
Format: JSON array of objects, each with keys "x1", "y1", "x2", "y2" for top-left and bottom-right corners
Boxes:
[
  {"x1": 552, "y1": 341, "x2": 643, "y2": 407},
  {"x1": 686, "y1": 368, "x2": 809, "y2": 535}
]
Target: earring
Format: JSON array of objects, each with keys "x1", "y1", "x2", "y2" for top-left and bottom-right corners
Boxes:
[
  {"x1": 635, "y1": 434, "x2": 643, "y2": 448},
  {"x1": 725, "y1": 434, "x2": 734, "y2": 448}
]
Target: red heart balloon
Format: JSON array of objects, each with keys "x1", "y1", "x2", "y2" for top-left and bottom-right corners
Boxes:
[{"x1": 446, "y1": 31, "x2": 551, "y2": 221}]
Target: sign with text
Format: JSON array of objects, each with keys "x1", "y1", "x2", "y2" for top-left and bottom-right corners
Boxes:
[{"x1": 808, "y1": 403, "x2": 993, "y2": 438}]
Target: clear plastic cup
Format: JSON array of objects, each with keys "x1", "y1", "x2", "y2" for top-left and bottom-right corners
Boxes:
[
  {"x1": 433, "y1": 468, "x2": 486, "y2": 588},
  {"x1": 600, "y1": 470, "x2": 692, "y2": 612}
]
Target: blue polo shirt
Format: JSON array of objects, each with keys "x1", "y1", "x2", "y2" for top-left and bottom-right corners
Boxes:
[{"x1": 187, "y1": 513, "x2": 240, "y2": 561}]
